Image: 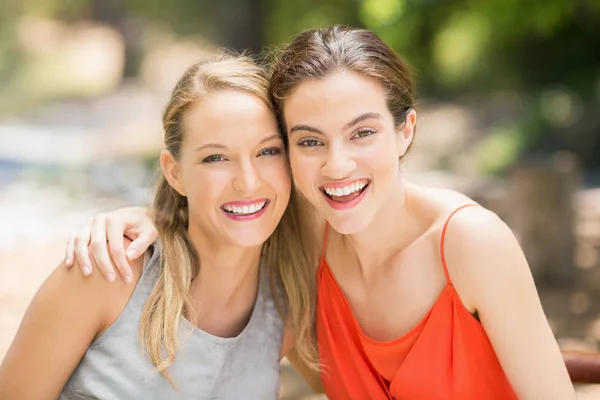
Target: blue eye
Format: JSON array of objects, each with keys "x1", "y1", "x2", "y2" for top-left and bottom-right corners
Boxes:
[
  {"x1": 297, "y1": 138, "x2": 323, "y2": 147},
  {"x1": 202, "y1": 154, "x2": 226, "y2": 163},
  {"x1": 259, "y1": 147, "x2": 283, "y2": 156},
  {"x1": 353, "y1": 128, "x2": 376, "y2": 139}
]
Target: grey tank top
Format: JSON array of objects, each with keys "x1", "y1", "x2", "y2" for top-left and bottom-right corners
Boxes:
[{"x1": 60, "y1": 242, "x2": 284, "y2": 399}]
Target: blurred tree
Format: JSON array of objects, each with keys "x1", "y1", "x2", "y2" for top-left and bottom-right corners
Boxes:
[
  {"x1": 0, "y1": 2, "x2": 25, "y2": 84},
  {"x1": 212, "y1": 0, "x2": 265, "y2": 55},
  {"x1": 1, "y1": 0, "x2": 598, "y2": 168},
  {"x1": 264, "y1": 0, "x2": 361, "y2": 46},
  {"x1": 125, "y1": 0, "x2": 266, "y2": 53},
  {"x1": 355, "y1": 0, "x2": 600, "y2": 170},
  {"x1": 89, "y1": 0, "x2": 140, "y2": 79}
]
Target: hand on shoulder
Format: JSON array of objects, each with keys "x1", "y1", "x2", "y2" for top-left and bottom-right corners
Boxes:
[{"x1": 47, "y1": 237, "x2": 147, "y2": 339}]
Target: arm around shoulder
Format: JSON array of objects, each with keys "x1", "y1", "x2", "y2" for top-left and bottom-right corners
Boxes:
[{"x1": 444, "y1": 207, "x2": 576, "y2": 400}]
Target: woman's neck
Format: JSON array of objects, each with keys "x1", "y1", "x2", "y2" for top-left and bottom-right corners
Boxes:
[
  {"x1": 187, "y1": 223, "x2": 263, "y2": 309},
  {"x1": 342, "y1": 179, "x2": 425, "y2": 277}
]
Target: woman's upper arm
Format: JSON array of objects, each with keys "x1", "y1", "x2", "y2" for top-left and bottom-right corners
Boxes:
[
  {"x1": 445, "y1": 208, "x2": 576, "y2": 400},
  {"x1": 0, "y1": 259, "x2": 118, "y2": 399},
  {"x1": 284, "y1": 348, "x2": 324, "y2": 394},
  {"x1": 280, "y1": 325, "x2": 295, "y2": 360},
  {"x1": 280, "y1": 323, "x2": 323, "y2": 394}
]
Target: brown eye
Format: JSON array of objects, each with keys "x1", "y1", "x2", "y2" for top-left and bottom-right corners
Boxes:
[{"x1": 352, "y1": 128, "x2": 376, "y2": 139}]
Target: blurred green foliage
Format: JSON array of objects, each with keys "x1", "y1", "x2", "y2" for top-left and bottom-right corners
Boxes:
[{"x1": 1, "y1": 0, "x2": 599, "y2": 171}]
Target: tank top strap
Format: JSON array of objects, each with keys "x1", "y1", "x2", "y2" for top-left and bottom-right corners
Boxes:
[
  {"x1": 321, "y1": 223, "x2": 330, "y2": 260},
  {"x1": 440, "y1": 204, "x2": 478, "y2": 285}
]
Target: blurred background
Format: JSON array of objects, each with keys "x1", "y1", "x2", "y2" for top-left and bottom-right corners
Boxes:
[{"x1": 0, "y1": 0, "x2": 599, "y2": 398}]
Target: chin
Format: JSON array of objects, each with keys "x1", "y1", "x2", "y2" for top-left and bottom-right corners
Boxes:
[
  {"x1": 232, "y1": 232, "x2": 272, "y2": 248},
  {"x1": 231, "y1": 238, "x2": 269, "y2": 249},
  {"x1": 327, "y1": 214, "x2": 372, "y2": 236}
]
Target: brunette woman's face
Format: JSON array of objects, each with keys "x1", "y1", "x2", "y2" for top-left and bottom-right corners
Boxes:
[{"x1": 283, "y1": 71, "x2": 415, "y2": 234}]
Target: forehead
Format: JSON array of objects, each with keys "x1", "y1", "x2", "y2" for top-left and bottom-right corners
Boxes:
[
  {"x1": 182, "y1": 90, "x2": 278, "y2": 145},
  {"x1": 283, "y1": 71, "x2": 391, "y2": 127}
]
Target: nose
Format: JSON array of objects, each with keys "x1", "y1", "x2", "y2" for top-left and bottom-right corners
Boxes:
[
  {"x1": 321, "y1": 143, "x2": 357, "y2": 180},
  {"x1": 233, "y1": 158, "x2": 262, "y2": 194}
]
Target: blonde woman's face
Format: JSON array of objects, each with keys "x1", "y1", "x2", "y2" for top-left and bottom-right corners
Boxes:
[{"x1": 163, "y1": 90, "x2": 290, "y2": 248}]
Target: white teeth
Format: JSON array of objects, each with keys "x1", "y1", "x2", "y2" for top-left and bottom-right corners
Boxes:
[
  {"x1": 324, "y1": 181, "x2": 368, "y2": 197},
  {"x1": 223, "y1": 201, "x2": 266, "y2": 215}
]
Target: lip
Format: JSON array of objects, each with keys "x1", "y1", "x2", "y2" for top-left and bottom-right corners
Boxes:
[
  {"x1": 319, "y1": 179, "x2": 371, "y2": 211},
  {"x1": 220, "y1": 199, "x2": 270, "y2": 221}
]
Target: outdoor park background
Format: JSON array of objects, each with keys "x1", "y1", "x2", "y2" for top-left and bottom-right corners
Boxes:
[{"x1": 0, "y1": 0, "x2": 599, "y2": 398}]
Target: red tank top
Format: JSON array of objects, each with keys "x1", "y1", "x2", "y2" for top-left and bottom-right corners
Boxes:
[{"x1": 316, "y1": 204, "x2": 518, "y2": 399}]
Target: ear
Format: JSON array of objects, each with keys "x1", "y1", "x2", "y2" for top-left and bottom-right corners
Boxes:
[
  {"x1": 396, "y1": 108, "x2": 417, "y2": 157},
  {"x1": 160, "y1": 149, "x2": 186, "y2": 196}
]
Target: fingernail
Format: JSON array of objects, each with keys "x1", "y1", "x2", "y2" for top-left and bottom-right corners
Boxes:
[
  {"x1": 124, "y1": 275, "x2": 132, "y2": 284},
  {"x1": 82, "y1": 266, "x2": 92, "y2": 276},
  {"x1": 126, "y1": 249, "x2": 137, "y2": 259},
  {"x1": 107, "y1": 272, "x2": 116, "y2": 282},
  {"x1": 65, "y1": 258, "x2": 71, "y2": 266}
]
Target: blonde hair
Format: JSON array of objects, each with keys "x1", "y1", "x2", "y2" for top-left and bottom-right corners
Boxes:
[{"x1": 138, "y1": 52, "x2": 319, "y2": 387}]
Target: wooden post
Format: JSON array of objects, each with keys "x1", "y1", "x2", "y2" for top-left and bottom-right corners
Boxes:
[
  {"x1": 563, "y1": 351, "x2": 600, "y2": 383},
  {"x1": 508, "y1": 152, "x2": 580, "y2": 283}
]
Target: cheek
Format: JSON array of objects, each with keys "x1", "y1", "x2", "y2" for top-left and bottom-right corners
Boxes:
[
  {"x1": 262, "y1": 158, "x2": 292, "y2": 197},
  {"x1": 183, "y1": 169, "x2": 228, "y2": 207},
  {"x1": 289, "y1": 149, "x2": 317, "y2": 188},
  {"x1": 365, "y1": 135, "x2": 400, "y2": 173}
]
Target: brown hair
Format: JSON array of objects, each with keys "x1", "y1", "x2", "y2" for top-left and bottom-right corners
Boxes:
[
  {"x1": 270, "y1": 25, "x2": 415, "y2": 134},
  {"x1": 139, "y1": 52, "x2": 318, "y2": 387}
]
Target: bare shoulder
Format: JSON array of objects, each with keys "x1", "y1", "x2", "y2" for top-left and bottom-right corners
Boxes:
[
  {"x1": 442, "y1": 204, "x2": 516, "y2": 260},
  {"x1": 419, "y1": 185, "x2": 477, "y2": 210},
  {"x1": 55, "y1": 238, "x2": 145, "y2": 331},
  {"x1": 411, "y1": 180, "x2": 525, "y2": 307},
  {"x1": 442, "y1": 204, "x2": 529, "y2": 310},
  {"x1": 0, "y1": 239, "x2": 146, "y2": 397},
  {"x1": 410, "y1": 183, "x2": 505, "y2": 244}
]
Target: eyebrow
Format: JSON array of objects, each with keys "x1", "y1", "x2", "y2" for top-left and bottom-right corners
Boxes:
[
  {"x1": 289, "y1": 112, "x2": 383, "y2": 136},
  {"x1": 343, "y1": 112, "x2": 383, "y2": 131},
  {"x1": 289, "y1": 124, "x2": 323, "y2": 136},
  {"x1": 195, "y1": 133, "x2": 282, "y2": 151},
  {"x1": 259, "y1": 133, "x2": 283, "y2": 144}
]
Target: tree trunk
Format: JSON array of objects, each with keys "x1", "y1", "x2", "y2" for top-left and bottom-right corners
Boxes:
[
  {"x1": 90, "y1": 0, "x2": 140, "y2": 80},
  {"x1": 508, "y1": 152, "x2": 581, "y2": 283},
  {"x1": 213, "y1": 0, "x2": 265, "y2": 54}
]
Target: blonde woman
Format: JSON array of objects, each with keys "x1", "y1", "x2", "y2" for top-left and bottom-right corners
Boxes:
[{"x1": 0, "y1": 53, "x2": 318, "y2": 399}]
